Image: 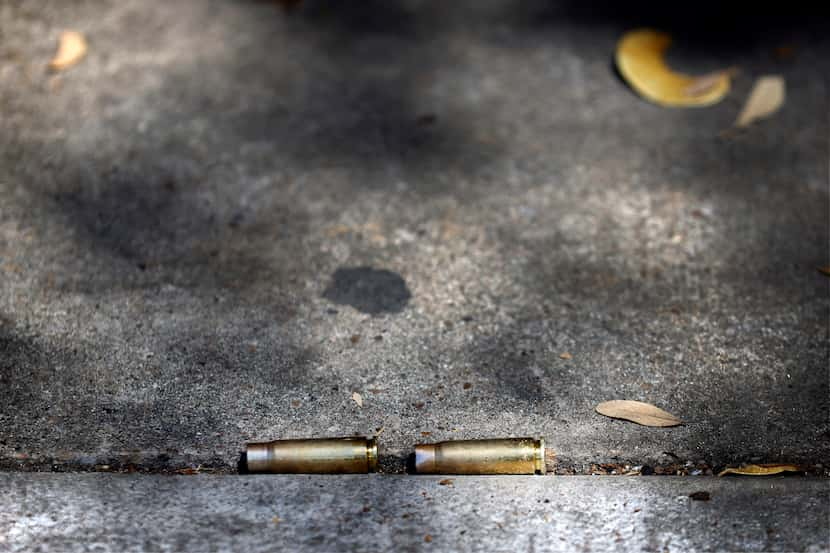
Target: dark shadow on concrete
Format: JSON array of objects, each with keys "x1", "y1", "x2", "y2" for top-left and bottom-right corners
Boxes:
[
  {"x1": 0, "y1": 307, "x2": 328, "y2": 472},
  {"x1": 454, "y1": 197, "x2": 829, "y2": 468},
  {"x1": 517, "y1": 0, "x2": 830, "y2": 50},
  {"x1": 286, "y1": 0, "x2": 419, "y2": 36},
  {"x1": 10, "y1": 0, "x2": 508, "y2": 300}
]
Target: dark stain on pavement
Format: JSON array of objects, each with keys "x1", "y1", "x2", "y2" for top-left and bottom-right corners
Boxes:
[{"x1": 323, "y1": 267, "x2": 411, "y2": 315}]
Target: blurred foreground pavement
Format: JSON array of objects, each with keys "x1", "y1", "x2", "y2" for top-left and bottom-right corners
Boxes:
[{"x1": 1, "y1": 474, "x2": 828, "y2": 552}]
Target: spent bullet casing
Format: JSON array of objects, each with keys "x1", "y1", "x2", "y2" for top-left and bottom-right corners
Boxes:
[
  {"x1": 246, "y1": 437, "x2": 378, "y2": 474},
  {"x1": 415, "y1": 438, "x2": 545, "y2": 475}
]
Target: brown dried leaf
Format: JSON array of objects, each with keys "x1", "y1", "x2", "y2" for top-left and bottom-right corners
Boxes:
[
  {"x1": 595, "y1": 400, "x2": 681, "y2": 427},
  {"x1": 559, "y1": 352, "x2": 572, "y2": 360},
  {"x1": 351, "y1": 392, "x2": 363, "y2": 408},
  {"x1": 438, "y1": 478, "x2": 454, "y2": 486},
  {"x1": 718, "y1": 463, "x2": 802, "y2": 477},
  {"x1": 818, "y1": 266, "x2": 830, "y2": 276},
  {"x1": 49, "y1": 31, "x2": 87, "y2": 71},
  {"x1": 735, "y1": 76, "x2": 785, "y2": 127}
]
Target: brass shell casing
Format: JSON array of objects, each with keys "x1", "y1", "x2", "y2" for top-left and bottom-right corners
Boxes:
[
  {"x1": 414, "y1": 438, "x2": 545, "y2": 475},
  {"x1": 246, "y1": 437, "x2": 378, "y2": 474}
]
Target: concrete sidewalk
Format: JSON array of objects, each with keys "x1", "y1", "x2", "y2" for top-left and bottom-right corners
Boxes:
[
  {"x1": 1, "y1": 473, "x2": 828, "y2": 552},
  {"x1": 2, "y1": 0, "x2": 828, "y2": 476},
  {"x1": 1, "y1": 1, "x2": 828, "y2": 550}
]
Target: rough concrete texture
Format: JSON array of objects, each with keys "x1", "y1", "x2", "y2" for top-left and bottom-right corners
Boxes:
[
  {"x1": 0, "y1": 474, "x2": 828, "y2": 552},
  {"x1": 1, "y1": 0, "x2": 829, "y2": 475}
]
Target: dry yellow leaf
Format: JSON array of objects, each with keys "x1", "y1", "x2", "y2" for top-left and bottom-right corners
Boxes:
[
  {"x1": 49, "y1": 31, "x2": 87, "y2": 71},
  {"x1": 615, "y1": 29, "x2": 732, "y2": 107},
  {"x1": 735, "y1": 76, "x2": 785, "y2": 127},
  {"x1": 595, "y1": 400, "x2": 681, "y2": 427},
  {"x1": 351, "y1": 392, "x2": 363, "y2": 408},
  {"x1": 559, "y1": 352, "x2": 572, "y2": 360},
  {"x1": 718, "y1": 463, "x2": 802, "y2": 477}
]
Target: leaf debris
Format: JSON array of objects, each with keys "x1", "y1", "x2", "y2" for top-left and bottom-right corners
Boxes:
[
  {"x1": 49, "y1": 31, "x2": 87, "y2": 71},
  {"x1": 718, "y1": 463, "x2": 802, "y2": 477},
  {"x1": 615, "y1": 29, "x2": 732, "y2": 107},
  {"x1": 351, "y1": 392, "x2": 363, "y2": 408},
  {"x1": 595, "y1": 400, "x2": 681, "y2": 427},
  {"x1": 735, "y1": 76, "x2": 785, "y2": 127}
]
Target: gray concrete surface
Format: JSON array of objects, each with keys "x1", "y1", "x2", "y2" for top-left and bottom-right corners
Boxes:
[
  {"x1": 1, "y1": 0, "x2": 829, "y2": 477},
  {"x1": 0, "y1": 474, "x2": 827, "y2": 553}
]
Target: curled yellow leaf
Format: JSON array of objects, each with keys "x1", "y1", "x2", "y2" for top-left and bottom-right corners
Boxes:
[
  {"x1": 595, "y1": 400, "x2": 681, "y2": 427},
  {"x1": 49, "y1": 31, "x2": 87, "y2": 71},
  {"x1": 718, "y1": 463, "x2": 802, "y2": 477},
  {"x1": 616, "y1": 29, "x2": 732, "y2": 107}
]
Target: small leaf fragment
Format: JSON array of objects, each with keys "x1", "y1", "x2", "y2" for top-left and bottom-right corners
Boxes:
[
  {"x1": 438, "y1": 478, "x2": 454, "y2": 486},
  {"x1": 49, "y1": 31, "x2": 87, "y2": 71},
  {"x1": 615, "y1": 29, "x2": 732, "y2": 107},
  {"x1": 818, "y1": 266, "x2": 830, "y2": 277},
  {"x1": 735, "y1": 76, "x2": 785, "y2": 127},
  {"x1": 559, "y1": 352, "x2": 572, "y2": 360},
  {"x1": 718, "y1": 463, "x2": 802, "y2": 477},
  {"x1": 595, "y1": 400, "x2": 681, "y2": 427},
  {"x1": 351, "y1": 392, "x2": 363, "y2": 408},
  {"x1": 688, "y1": 491, "x2": 711, "y2": 501},
  {"x1": 685, "y1": 68, "x2": 738, "y2": 96}
]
